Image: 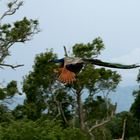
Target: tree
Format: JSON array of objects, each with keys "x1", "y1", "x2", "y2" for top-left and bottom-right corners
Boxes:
[
  {"x1": 22, "y1": 51, "x2": 75, "y2": 123},
  {"x1": 130, "y1": 90, "x2": 140, "y2": 120},
  {"x1": 130, "y1": 70, "x2": 140, "y2": 139},
  {"x1": 130, "y1": 70, "x2": 140, "y2": 120},
  {"x1": 69, "y1": 38, "x2": 121, "y2": 131},
  {"x1": 0, "y1": 104, "x2": 14, "y2": 123},
  {"x1": 22, "y1": 51, "x2": 57, "y2": 120},
  {"x1": 0, "y1": 0, "x2": 39, "y2": 69},
  {"x1": 22, "y1": 37, "x2": 121, "y2": 139},
  {"x1": 0, "y1": 119, "x2": 89, "y2": 140},
  {"x1": 107, "y1": 111, "x2": 140, "y2": 139},
  {"x1": 0, "y1": 0, "x2": 39, "y2": 107}
]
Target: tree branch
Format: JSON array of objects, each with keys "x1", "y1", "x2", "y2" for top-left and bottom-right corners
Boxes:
[
  {"x1": 113, "y1": 118, "x2": 127, "y2": 140},
  {"x1": 59, "y1": 102, "x2": 69, "y2": 125},
  {"x1": 0, "y1": 63, "x2": 24, "y2": 69},
  {"x1": 87, "y1": 103, "x2": 116, "y2": 133},
  {"x1": 88, "y1": 118, "x2": 111, "y2": 132},
  {"x1": 0, "y1": 0, "x2": 23, "y2": 21},
  {"x1": 121, "y1": 118, "x2": 127, "y2": 140}
]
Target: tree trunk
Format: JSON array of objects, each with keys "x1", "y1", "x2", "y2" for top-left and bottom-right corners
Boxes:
[{"x1": 76, "y1": 90, "x2": 85, "y2": 130}]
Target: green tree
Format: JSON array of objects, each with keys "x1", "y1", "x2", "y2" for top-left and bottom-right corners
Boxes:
[
  {"x1": 0, "y1": 104, "x2": 14, "y2": 123},
  {"x1": 70, "y1": 38, "x2": 121, "y2": 131},
  {"x1": 22, "y1": 51, "x2": 75, "y2": 123},
  {"x1": 129, "y1": 70, "x2": 140, "y2": 138},
  {"x1": 0, "y1": 0, "x2": 39, "y2": 124},
  {"x1": 0, "y1": 81, "x2": 18, "y2": 100},
  {"x1": 0, "y1": 0, "x2": 39, "y2": 104},
  {"x1": 107, "y1": 111, "x2": 140, "y2": 139},
  {"x1": 0, "y1": 0, "x2": 39, "y2": 68},
  {"x1": 130, "y1": 90, "x2": 140, "y2": 120},
  {"x1": 130, "y1": 70, "x2": 140, "y2": 120},
  {"x1": 0, "y1": 119, "x2": 89, "y2": 140},
  {"x1": 22, "y1": 51, "x2": 57, "y2": 120},
  {"x1": 22, "y1": 37, "x2": 121, "y2": 140}
]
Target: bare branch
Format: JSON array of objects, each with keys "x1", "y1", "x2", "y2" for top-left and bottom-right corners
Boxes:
[
  {"x1": 113, "y1": 118, "x2": 127, "y2": 140},
  {"x1": 0, "y1": 63, "x2": 24, "y2": 69},
  {"x1": 122, "y1": 118, "x2": 127, "y2": 140},
  {"x1": 88, "y1": 118, "x2": 111, "y2": 132},
  {"x1": 86, "y1": 102, "x2": 117, "y2": 134},
  {"x1": 0, "y1": 0, "x2": 23, "y2": 21}
]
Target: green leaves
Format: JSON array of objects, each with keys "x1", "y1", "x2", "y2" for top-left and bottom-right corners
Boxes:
[
  {"x1": 6, "y1": 81, "x2": 18, "y2": 97},
  {"x1": 73, "y1": 37, "x2": 104, "y2": 58},
  {"x1": 22, "y1": 51, "x2": 59, "y2": 120},
  {"x1": 0, "y1": 81, "x2": 18, "y2": 100},
  {"x1": 0, "y1": 119, "x2": 89, "y2": 140},
  {"x1": 0, "y1": 1, "x2": 39, "y2": 66},
  {"x1": 0, "y1": 17, "x2": 39, "y2": 44},
  {"x1": 130, "y1": 90, "x2": 140, "y2": 120}
]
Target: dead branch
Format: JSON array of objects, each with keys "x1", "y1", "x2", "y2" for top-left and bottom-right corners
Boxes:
[{"x1": 88, "y1": 118, "x2": 111, "y2": 133}]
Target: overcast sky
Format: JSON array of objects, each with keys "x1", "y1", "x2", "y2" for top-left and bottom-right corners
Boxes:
[{"x1": 1, "y1": 0, "x2": 140, "y2": 88}]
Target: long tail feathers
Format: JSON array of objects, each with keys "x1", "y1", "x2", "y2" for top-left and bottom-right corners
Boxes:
[
  {"x1": 84, "y1": 59, "x2": 140, "y2": 69},
  {"x1": 58, "y1": 68, "x2": 76, "y2": 84}
]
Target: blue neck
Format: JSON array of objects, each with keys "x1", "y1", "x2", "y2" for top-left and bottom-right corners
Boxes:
[{"x1": 53, "y1": 58, "x2": 64, "y2": 63}]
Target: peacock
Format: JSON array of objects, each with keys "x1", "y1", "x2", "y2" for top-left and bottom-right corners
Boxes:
[{"x1": 49, "y1": 56, "x2": 140, "y2": 84}]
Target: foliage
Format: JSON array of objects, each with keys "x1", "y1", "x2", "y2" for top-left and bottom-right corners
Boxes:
[
  {"x1": 22, "y1": 38, "x2": 121, "y2": 126},
  {"x1": 129, "y1": 71, "x2": 140, "y2": 139},
  {"x1": 0, "y1": 81, "x2": 18, "y2": 100},
  {"x1": 84, "y1": 96, "x2": 114, "y2": 123},
  {"x1": 92, "y1": 127, "x2": 112, "y2": 140},
  {"x1": 128, "y1": 137, "x2": 140, "y2": 140},
  {"x1": 19, "y1": 38, "x2": 123, "y2": 140},
  {"x1": 107, "y1": 111, "x2": 140, "y2": 139},
  {"x1": 130, "y1": 90, "x2": 140, "y2": 120},
  {"x1": 130, "y1": 70, "x2": 140, "y2": 120},
  {"x1": 0, "y1": 105, "x2": 14, "y2": 123},
  {"x1": 73, "y1": 37, "x2": 104, "y2": 58},
  {"x1": 70, "y1": 38, "x2": 121, "y2": 131},
  {"x1": 22, "y1": 51, "x2": 58, "y2": 120},
  {"x1": 0, "y1": 0, "x2": 39, "y2": 68},
  {"x1": 0, "y1": 119, "x2": 89, "y2": 140},
  {"x1": 0, "y1": 0, "x2": 39, "y2": 110}
]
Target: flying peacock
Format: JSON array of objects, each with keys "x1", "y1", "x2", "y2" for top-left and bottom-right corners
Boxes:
[
  {"x1": 49, "y1": 57, "x2": 140, "y2": 84},
  {"x1": 49, "y1": 47, "x2": 140, "y2": 84}
]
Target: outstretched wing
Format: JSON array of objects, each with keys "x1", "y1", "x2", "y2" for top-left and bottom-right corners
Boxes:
[{"x1": 83, "y1": 58, "x2": 140, "y2": 69}]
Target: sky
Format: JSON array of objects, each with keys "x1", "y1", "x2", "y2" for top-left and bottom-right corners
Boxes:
[{"x1": 1, "y1": 0, "x2": 140, "y2": 88}]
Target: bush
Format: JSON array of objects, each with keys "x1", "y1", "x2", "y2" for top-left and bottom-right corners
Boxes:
[{"x1": 0, "y1": 120, "x2": 89, "y2": 140}]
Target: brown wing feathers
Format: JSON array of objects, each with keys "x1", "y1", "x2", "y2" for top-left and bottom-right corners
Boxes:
[{"x1": 58, "y1": 67, "x2": 76, "y2": 84}]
